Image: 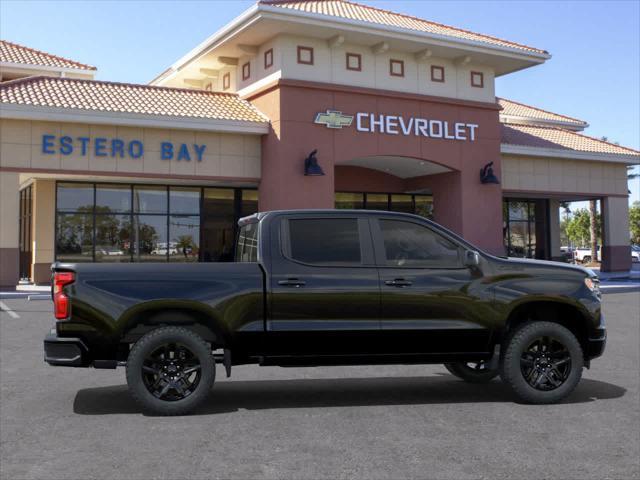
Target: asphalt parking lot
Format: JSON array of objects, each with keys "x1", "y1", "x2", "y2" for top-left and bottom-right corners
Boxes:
[{"x1": 1, "y1": 288, "x2": 639, "y2": 480}]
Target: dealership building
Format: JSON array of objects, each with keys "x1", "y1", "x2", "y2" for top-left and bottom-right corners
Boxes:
[{"x1": 1, "y1": 0, "x2": 638, "y2": 286}]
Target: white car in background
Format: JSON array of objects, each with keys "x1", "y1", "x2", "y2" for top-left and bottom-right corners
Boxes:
[
  {"x1": 574, "y1": 246, "x2": 601, "y2": 264},
  {"x1": 631, "y1": 245, "x2": 640, "y2": 263}
]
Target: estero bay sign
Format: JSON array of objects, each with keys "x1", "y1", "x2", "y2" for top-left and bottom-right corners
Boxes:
[
  {"x1": 315, "y1": 110, "x2": 479, "y2": 141},
  {"x1": 41, "y1": 134, "x2": 207, "y2": 161}
]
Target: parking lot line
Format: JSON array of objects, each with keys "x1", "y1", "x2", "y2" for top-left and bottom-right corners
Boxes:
[{"x1": 0, "y1": 300, "x2": 19, "y2": 319}]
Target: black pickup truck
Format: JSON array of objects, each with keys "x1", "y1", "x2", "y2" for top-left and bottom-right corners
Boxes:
[{"x1": 45, "y1": 210, "x2": 606, "y2": 415}]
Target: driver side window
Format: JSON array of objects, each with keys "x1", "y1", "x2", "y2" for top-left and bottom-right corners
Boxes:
[{"x1": 379, "y1": 219, "x2": 461, "y2": 268}]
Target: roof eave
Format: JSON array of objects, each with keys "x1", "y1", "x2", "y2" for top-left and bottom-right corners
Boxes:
[
  {"x1": 0, "y1": 103, "x2": 270, "y2": 134},
  {"x1": 500, "y1": 115, "x2": 589, "y2": 131},
  {"x1": 501, "y1": 143, "x2": 640, "y2": 165},
  {"x1": 151, "y1": 2, "x2": 550, "y2": 85},
  {"x1": 0, "y1": 61, "x2": 96, "y2": 75}
]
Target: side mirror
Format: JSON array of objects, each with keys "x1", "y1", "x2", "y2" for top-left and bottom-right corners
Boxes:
[{"x1": 464, "y1": 250, "x2": 480, "y2": 267}]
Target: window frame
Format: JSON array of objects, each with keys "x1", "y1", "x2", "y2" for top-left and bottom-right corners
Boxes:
[
  {"x1": 370, "y1": 216, "x2": 465, "y2": 270},
  {"x1": 430, "y1": 65, "x2": 445, "y2": 83},
  {"x1": 297, "y1": 46, "x2": 314, "y2": 65},
  {"x1": 470, "y1": 71, "x2": 484, "y2": 88},
  {"x1": 264, "y1": 48, "x2": 273, "y2": 69},
  {"x1": 242, "y1": 61, "x2": 251, "y2": 81},
  {"x1": 279, "y1": 215, "x2": 375, "y2": 268},
  {"x1": 222, "y1": 72, "x2": 231, "y2": 90},
  {"x1": 346, "y1": 52, "x2": 362, "y2": 71},
  {"x1": 389, "y1": 59, "x2": 405, "y2": 77}
]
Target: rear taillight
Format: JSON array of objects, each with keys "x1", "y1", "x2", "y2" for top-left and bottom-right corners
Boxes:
[{"x1": 53, "y1": 272, "x2": 75, "y2": 320}]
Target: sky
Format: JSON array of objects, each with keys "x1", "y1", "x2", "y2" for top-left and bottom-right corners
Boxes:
[{"x1": 1, "y1": 0, "x2": 638, "y2": 205}]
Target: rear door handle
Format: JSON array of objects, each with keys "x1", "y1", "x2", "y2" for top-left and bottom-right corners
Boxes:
[
  {"x1": 384, "y1": 279, "x2": 413, "y2": 287},
  {"x1": 278, "y1": 278, "x2": 306, "y2": 288}
]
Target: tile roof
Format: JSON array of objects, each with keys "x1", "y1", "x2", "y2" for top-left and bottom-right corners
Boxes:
[
  {"x1": 260, "y1": 0, "x2": 547, "y2": 55},
  {"x1": 0, "y1": 76, "x2": 269, "y2": 123},
  {"x1": 0, "y1": 40, "x2": 96, "y2": 71},
  {"x1": 498, "y1": 97, "x2": 587, "y2": 127},
  {"x1": 501, "y1": 123, "x2": 639, "y2": 157}
]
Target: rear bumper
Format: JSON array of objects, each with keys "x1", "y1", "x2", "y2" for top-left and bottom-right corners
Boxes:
[{"x1": 44, "y1": 330, "x2": 89, "y2": 367}]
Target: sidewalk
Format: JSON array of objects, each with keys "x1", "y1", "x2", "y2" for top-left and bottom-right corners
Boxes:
[{"x1": 591, "y1": 264, "x2": 640, "y2": 281}]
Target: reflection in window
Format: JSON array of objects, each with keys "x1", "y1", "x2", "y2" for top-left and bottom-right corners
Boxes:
[
  {"x1": 390, "y1": 194, "x2": 413, "y2": 214},
  {"x1": 134, "y1": 186, "x2": 167, "y2": 214},
  {"x1": 201, "y1": 188, "x2": 235, "y2": 262},
  {"x1": 56, "y1": 213, "x2": 94, "y2": 262},
  {"x1": 335, "y1": 192, "x2": 364, "y2": 209},
  {"x1": 236, "y1": 222, "x2": 258, "y2": 262},
  {"x1": 380, "y1": 220, "x2": 459, "y2": 268},
  {"x1": 170, "y1": 187, "x2": 200, "y2": 215},
  {"x1": 96, "y1": 184, "x2": 131, "y2": 213},
  {"x1": 95, "y1": 214, "x2": 131, "y2": 262},
  {"x1": 170, "y1": 215, "x2": 200, "y2": 262},
  {"x1": 241, "y1": 189, "x2": 259, "y2": 219},
  {"x1": 365, "y1": 194, "x2": 389, "y2": 211},
  {"x1": 57, "y1": 183, "x2": 93, "y2": 212},
  {"x1": 133, "y1": 215, "x2": 168, "y2": 262}
]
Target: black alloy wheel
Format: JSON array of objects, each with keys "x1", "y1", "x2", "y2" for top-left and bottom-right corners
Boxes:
[
  {"x1": 141, "y1": 342, "x2": 202, "y2": 401},
  {"x1": 519, "y1": 336, "x2": 571, "y2": 391},
  {"x1": 126, "y1": 326, "x2": 215, "y2": 415},
  {"x1": 501, "y1": 321, "x2": 583, "y2": 404}
]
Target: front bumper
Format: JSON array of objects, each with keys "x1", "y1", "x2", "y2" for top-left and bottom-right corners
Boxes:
[
  {"x1": 44, "y1": 330, "x2": 89, "y2": 367},
  {"x1": 586, "y1": 326, "x2": 607, "y2": 360}
]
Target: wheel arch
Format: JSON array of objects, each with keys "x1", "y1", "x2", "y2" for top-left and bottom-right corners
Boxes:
[
  {"x1": 118, "y1": 303, "x2": 230, "y2": 348},
  {"x1": 502, "y1": 300, "x2": 590, "y2": 353}
]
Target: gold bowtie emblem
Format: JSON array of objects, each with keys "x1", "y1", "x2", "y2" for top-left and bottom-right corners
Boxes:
[{"x1": 314, "y1": 110, "x2": 354, "y2": 129}]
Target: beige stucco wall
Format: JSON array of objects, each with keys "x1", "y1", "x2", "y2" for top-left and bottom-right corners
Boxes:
[
  {"x1": 603, "y1": 196, "x2": 630, "y2": 246},
  {"x1": 0, "y1": 119, "x2": 261, "y2": 179},
  {"x1": 0, "y1": 171, "x2": 19, "y2": 249},
  {"x1": 237, "y1": 35, "x2": 495, "y2": 102},
  {"x1": 501, "y1": 155, "x2": 628, "y2": 195},
  {"x1": 32, "y1": 179, "x2": 55, "y2": 265}
]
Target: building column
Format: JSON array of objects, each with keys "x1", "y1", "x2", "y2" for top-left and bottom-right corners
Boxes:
[
  {"x1": 0, "y1": 172, "x2": 20, "y2": 287},
  {"x1": 548, "y1": 199, "x2": 563, "y2": 261},
  {"x1": 32, "y1": 180, "x2": 56, "y2": 284},
  {"x1": 601, "y1": 196, "x2": 631, "y2": 272}
]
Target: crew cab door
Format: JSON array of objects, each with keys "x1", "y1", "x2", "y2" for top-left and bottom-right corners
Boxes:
[
  {"x1": 372, "y1": 217, "x2": 492, "y2": 354},
  {"x1": 265, "y1": 213, "x2": 381, "y2": 356}
]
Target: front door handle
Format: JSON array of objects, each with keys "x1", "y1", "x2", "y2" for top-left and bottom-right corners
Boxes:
[
  {"x1": 384, "y1": 278, "x2": 413, "y2": 287},
  {"x1": 278, "y1": 278, "x2": 306, "y2": 288}
]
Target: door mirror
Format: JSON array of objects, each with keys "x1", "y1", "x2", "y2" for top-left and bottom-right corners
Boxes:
[{"x1": 463, "y1": 250, "x2": 480, "y2": 267}]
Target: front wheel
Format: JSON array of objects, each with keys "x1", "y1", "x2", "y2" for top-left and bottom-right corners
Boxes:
[
  {"x1": 444, "y1": 361, "x2": 499, "y2": 383},
  {"x1": 126, "y1": 326, "x2": 215, "y2": 415},
  {"x1": 501, "y1": 321, "x2": 583, "y2": 404}
]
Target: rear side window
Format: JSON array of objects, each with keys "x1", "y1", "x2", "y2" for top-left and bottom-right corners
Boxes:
[
  {"x1": 287, "y1": 218, "x2": 361, "y2": 265},
  {"x1": 236, "y1": 222, "x2": 259, "y2": 262},
  {"x1": 380, "y1": 219, "x2": 460, "y2": 268}
]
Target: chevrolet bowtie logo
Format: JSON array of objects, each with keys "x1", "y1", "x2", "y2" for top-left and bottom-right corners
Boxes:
[{"x1": 314, "y1": 110, "x2": 354, "y2": 129}]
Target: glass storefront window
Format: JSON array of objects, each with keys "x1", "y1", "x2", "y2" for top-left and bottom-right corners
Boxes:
[
  {"x1": 414, "y1": 196, "x2": 434, "y2": 220},
  {"x1": 56, "y1": 182, "x2": 255, "y2": 263},
  {"x1": 56, "y1": 213, "x2": 94, "y2": 262},
  {"x1": 503, "y1": 199, "x2": 546, "y2": 259},
  {"x1": 335, "y1": 192, "x2": 364, "y2": 209},
  {"x1": 133, "y1": 186, "x2": 167, "y2": 214},
  {"x1": 169, "y1": 215, "x2": 200, "y2": 262},
  {"x1": 170, "y1": 187, "x2": 200, "y2": 215},
  {"x1": 390, "y1": 194, "x2": 413, "y2": 214},
  {"x1": 95, "y1": 214, "x2": 131, "y2": 262},
  {"x1": 57, "y1": 183, "x2": 93, "y2": 212},
  {"x1": 365, "y1": 193, "x2": 389, "y2": 211},
  {"x1": 241, "y1": 189, "x2": 259, "y2": 218},
  {"x1": 96, "y1": 184, "x2": 131, "y2": 213}
]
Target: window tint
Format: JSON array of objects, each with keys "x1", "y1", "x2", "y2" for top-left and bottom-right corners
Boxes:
[
  {"x1": 236, "y1": 222, "x2": 259, "y2": 262},
  {"x1": 380, "y1": 220, "x2": 460, "y2": 267},
  {"x1": 288, "y1": 218, "x2": 361, "y2": 265}
]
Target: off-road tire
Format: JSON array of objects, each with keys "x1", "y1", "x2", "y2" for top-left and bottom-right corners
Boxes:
[
  {"x1": 444, "y1": 362, "x2": 499, "y2": 383},
  {"x1": 501, "y1": 321, "x2": 583, "y2": 404},
  {"x1": 126, "y1": 326, "x2": 215, "y2": 415}
]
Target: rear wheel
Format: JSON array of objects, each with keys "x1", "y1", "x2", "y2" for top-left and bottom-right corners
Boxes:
[
  {"x1": 582, "y1": 256, "x2": 592, "y2": 264},
  {"x1": 444, "y1": 361, "x2": 499, "y2": 383},
  {"x1": 126, "y1": 326, "x2": 215, "y2": 415},
  {"x1": 501, "y1": 321, "x2": 583, "y2": 404}
]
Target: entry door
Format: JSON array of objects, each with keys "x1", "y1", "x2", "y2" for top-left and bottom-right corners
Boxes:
[
  {"x1": 265, "y1": 215, "x2": 382, "y2": 357},
  {"x1": 372, "y1": 217, "x2": 492, "y2": 354},
  {"x1": 19, "y1": 186, "x2": 33, "y2": 281}
]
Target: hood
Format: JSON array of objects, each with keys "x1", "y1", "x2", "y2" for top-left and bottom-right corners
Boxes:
[{"x1": 497, "y1": 257, "x2": 597, "y2": 277}]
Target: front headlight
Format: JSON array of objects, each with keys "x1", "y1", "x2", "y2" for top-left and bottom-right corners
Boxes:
[{"x1": 584, "y1": 277, "x2": 601, "y2": 299}]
